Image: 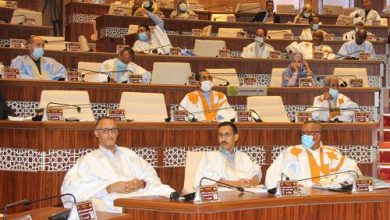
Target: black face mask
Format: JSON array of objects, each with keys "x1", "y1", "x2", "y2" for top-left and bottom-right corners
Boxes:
[{"x1": 144, "y1": 1, "x2": 154, "y2": 12}]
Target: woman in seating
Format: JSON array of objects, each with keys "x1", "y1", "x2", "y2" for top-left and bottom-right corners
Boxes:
[
  {"x1": 170, "y1": 0, "x2": 197, "y2": 20},
  {"x1": 294, "y1": 4, "x2": 315, "y2": 23},
  {"x1": 282, "y1": 52, "x2": 313, "y2": 87},
  {"x1": 134, "y1": 0, "x2": 165, "y2": 18}
]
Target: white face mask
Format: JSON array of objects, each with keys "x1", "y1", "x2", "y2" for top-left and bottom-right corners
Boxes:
[
  {"x1": 303, "y1": 11, "x2": 311, "y2": 18},
  {"x1": 312, "y1": 24, "x2": 319, "y2": 31},
  {"x1": 200, "y1": 80, "x2": 213, "y2": 92},
  {"x1": 143, "y1": 0, "x2": 151, "y2": 8},
  {"x1": 179, "y1": 3, "x2": 187, "y2": 12},
  {"x1": 255, "y1": 36, "x2": 264, "y2": 46}
]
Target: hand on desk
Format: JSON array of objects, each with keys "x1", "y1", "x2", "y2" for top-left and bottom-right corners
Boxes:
[{"x1": 106, "y1": 179, "x2": 145, "y2": 194}]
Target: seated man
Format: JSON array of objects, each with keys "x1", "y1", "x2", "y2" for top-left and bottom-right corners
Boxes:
[
  {"x1": 265, "y1": 121, "x2": 362, "y2": 189},
  {"x1": 294, "y1": 4, "x2": 315, "y2": 23},
  {"x1": 337, "y1": 29, "x2": 376, "y2": 59},
  {"x1": 61, "y1": 117, "x2": 173, "y2": 213},
  {"x1": 241, "y1": 27, "x2": 275, "y2": 58},
  {"x1": 179, "y1": 71, "x2": 236, "y2": 122},
  {"x1": 99, "y1": 47, "x2": 151, "y2": 83},
  {"x1": 132, "y1": 8, "x2": 172, "y2": 54},
  {"x1": 282, "y1": 52, "x2": 313, "y2": 87},
  {"x1": 349, "y1": 0, "x2": 380, "y2": 25},
  {"x1": 287, "y1": 31, "x2": 334, "y2": 60},
  {"x1": 252, "y1": 0, "x2": 280, "y2": 23},
  {"x1": 307, "y1": 76, "x2": 358, "y2": 122},
  {"x1": 299, "y1": 16, "x2": 326, "y2": 40},
  {"x1": 343, "y1": 19, "x2": 373, "y2": 41},
  {"x1": 133, "y1": 0, "x2": 165, "y2": 18},
  {"x1": 170, "y1": 0, "x2": 197, "y2": 20},
  {"x1": 10, "y1": 35, "x2": 66, "y2": 80},
  {"x1": 193, "y1": 122, "x2": 261, "y2": 189}
]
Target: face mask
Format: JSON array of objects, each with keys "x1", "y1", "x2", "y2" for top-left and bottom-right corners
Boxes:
[
  {"x1": 303, "y1": 12, "x2": 311, "y2": 18},
  {"x1": 312, "y1": 24, "x2": 319, "y2": 31},
  {"x1": 143, "y1": 0, "x2": 151, "y2": 8},
  {"x1": 179, "y1": 3, "x2": 187, "y2": 12},
  {"x1": 117, "y1": 59, "x2": 127, "y2": 70},
  {"x1": 200, "y1": 80, "x2": 213, "y2": 92},
  {"x1": 301, "y1": 134, "x2": 315, "y2": 149},
  {"x1": 32, "y1": 47, "x2": 44, "y2": 59},
  {"x1": 355, "y1": 27, "x2": 359, "y2": 32},
  {"x1": 255, "y1": 36, "x2": 264, "y2": 46},
  {"x1": 138, "y1": 32, "x2": 149, "y2": 42},
  {"x1": 329, "y1": 88, "x2": 339, "y2": 99}
]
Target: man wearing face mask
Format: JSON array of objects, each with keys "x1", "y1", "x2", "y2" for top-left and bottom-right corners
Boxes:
[
  {"x1": 134, "y1": 0, "x2": 165, "y2": 18},
  {"x1": 286, "y1": 31, "x2": 334, "y2": 60},
  {"x1": 349, "y1": 0, "x2": 380, "y2": 25},
  {"x1": 99, "y1": 47, "x2": 151, "y2": 83},
  {"x1": 10, "y1": 35, "x2": 67, "y2": 80},
  {"x1": 307, "y1": 76, "x2": 358, "y2": 122},
  {"x1": 251, "y1": 0, "x2": 280, "y2": 23},
  {"x1": 179, "y1": 71, "x2": 236, "y2": 122},
  {"x1": 241, "y1": 27, "x2": 274, "y2": 58},
  {"x1": 265, "y1": 121, "x2": 362, "y2": 189},
  {"x1": 299, "y1": 16, "x2": 327, "y2": 40},
  {"x1": 337, "y1": 29, "x2": 375, "y2": 59},
  {"x1": 294, "y1": 4, "x2": 315, "y2": 23},
  {"x1": 132, "y1": 8, "x2": 172, "y2": 54},
  {"x1": 170, "y1": 0, "x2": 196, "y2": 20}
]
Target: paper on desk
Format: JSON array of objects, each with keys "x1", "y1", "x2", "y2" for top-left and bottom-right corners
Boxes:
[{"x1": 8, "y1": 116, "x2": 33, "y2": 121}]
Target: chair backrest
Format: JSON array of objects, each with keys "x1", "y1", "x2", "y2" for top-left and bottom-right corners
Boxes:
[
  {"x1": 128, "y1": 24, "x2": 139, "y2": 35},
  {"x1": 217, "y1": 28, "x2": 244, "y2": 38},
  {"x1": 333, "y1": 68, "x2": 368, "y2": 87},
  {"x1": 119, "y1": 92, "x2": 167, "y2": 122},
  {"x1": 39, "y1": 90, "x2": 95, "y2": 121},
  {"x1": 276, "y1": 4, "x2": 294, "y2": 13},
  {"x1": 267, "y1": 30, "x2": 292, "y2": 39},
  {"x1": 11, "y1": 9, "x2": 42, "y2": 26},
  {"x1": 202, "y1": 25, "x2": 212, "y2": 37},
  {"x1": 151, "y1": 62, "x2": 191, "y2": 85},
  {"x1": 210, "y1": 13, "x2": 235, "y2": 22},
  {"x1": 235, "y1": 3, "x2": 262, "y2": 13},
  {"x1": 380, "y1": 18, "x2": 388, "y2": 26},
  {"x1": 182, "y1": 151, "x2": 206, "y2": 194},
  {"x1": 270, "y1": 68, "x2": 285, "y2": 87},
  {"x1": 39, "y1": 36, "x2": 66, "y2": 51},
  {"x1": 78, "y1": 62, "x2": 107, "y2": 82},
  {"x1": 206, "y1": 68, "x2": 239, "y2": 86},
  {"x1": 108, "y1": 3, "x2": 133, "y2": 16},
  {"x1": 322, "y1": 5, "x2": 343, "y2": 15},
  {"x1": 193, "y1": 40, "x2": 226, "y2": 57},
  {"x1": 247, "y1": 96, "x2": 290, "y2": 122},
  {"x1": 342, "y1": 7, "x2": 357, "y2": 15}
]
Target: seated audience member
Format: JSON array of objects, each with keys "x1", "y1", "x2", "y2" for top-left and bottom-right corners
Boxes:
[
  {"x1": 0, "y1": 91, "x2": 11, "y2": 120},
  {"x1": 99, "y1": 47, "x2": 151, "y2": 83},
  {"x1": 10, "y1": 36, "x2": 66, "y2": 80},
  {"x1": 307, "y1": 76, "x2": 358, "y2": 122},
  {"x1": 343, "y1": 19, "x2": 373, "y2": 41},
  {"x1": 299, "y1": 16, "x2": 326, "y2": 40},
  {"x1": 61, "y1": 117, "x2": 174, "y2": 213},
  {"x1": 282, "y1": 52, "x2": 313, "y2": 87},
  {"x1": 170, "y1": 0, "x2": 196, "y2": 20},
  {"x1": 349, "y1": 0, "x2": 380, "y2": 25},
  {"x1": 287, "y1": 31, "x2": 334, "y2": 59},
  {"x1": 193, "y1": 122, "x2": 261, "y2": 189},
  {"x1": 179, "y1": 71, "x2": 236, "y2": 122},
  {"x1": 265, "y1": 121, "x2": 362, "y2": 189},
  {"x1": 294, "y1": 4, "x2": 315, "y2": 23},
  {"x1": 134, "y1": 0, "x2": 165, "y2": 18},
  {"x1": 252, "y1": 0, "x2": 280, "y2": 23},
  {"x1": 132, "y1": 8, "x2": 172, "y2": 54},
  {"x1": 337, "y1": 29, "x2": 375, "y2": 59},
  {"x1": 241, "y1": 27, "x2": 274, "y2": 58}
]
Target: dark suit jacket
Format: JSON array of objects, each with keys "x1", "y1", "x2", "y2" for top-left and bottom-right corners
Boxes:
[
  {"x1": 252, "y1": 11, "x2": 280, "y2": 23},
  {"x1": 0, "y1": 91, "x2": 10, "y2": 119}
]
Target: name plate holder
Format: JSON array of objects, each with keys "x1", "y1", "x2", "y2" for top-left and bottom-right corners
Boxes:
[
  {"x1": 192, "y1": 29, "x2": 202, "y2": 36},
  {"x1": 173, "y1": 110, "x2": 189, "y2": 121},
  {"x1": 313, "y1": 51, "x2": 324, "y2": 60},
  {"x1": 76, "y1": 201, "x2": 97, "y2": 220},
  {"x1": 283, "y1": 32, "x2": 294, "y2": 40},
  {"x1": 354, "y1": 112, "x2": 370, "y2": 122},
  {"x1": 10, "y1": 38, "x2": 27, "y2": 48},
  {"x1": 170, "y1": 47, "x2": 181, "y2": 56},
  {"x1": 67, "y1": 70, "x2": 81, "y2": 81},
  {"x1": 196, "y1": 185, "x2": 219, "y2": 203},
  {"x1": 263, "y1": 17, "x2": 274, "y2": 23},
  {"x1": 298, "y1": 78, "x2": 313, "y2": 87},
  {"x1": 218, "y1": 49, "x2": 231, "y2": 58},
  {"x1": 269, "y1": 51, "x2": 281, "y2": 59},
  {"x1": 350, "y1": 78, "x2": 363, "y2": 87},
  {"x1": 227, "y1": 85, "x2": 267, "y2": 96},
  {"x1": 128, "y1": 75, "x2": 143, "y2": 83},
  {"x1": 47, "y1": 108, "x2": 64, "y2": 121},
  {"x1": 107, "y1": 109, "x2": 125, "y2": 121},
  {"x1": 352, "y1": 178, "x2": 373, "y2": 193},
  {"x1": 3, "y1": 68, "x2": 20, "y2": 78},
  {"x1": 296, "y1": 111, "x2": 312, "y2": 122},
  {"x1": 66, "y1": 42, "x2": 81, "y2": 52},
  {"x1": 324, "y1": 33, "x2": 334, "y2": 41},
  {"x1": 276, "y1": 180, "x2": 300, "y2": 197},
  {"x1": 359, "y1": 52, "x2": 370, "y2": 61},
  {"x1": 243, "y1": 77, "x2": 257, "y2": 86},
  {"x1": 237, "y1": 111, "x2": 252, "y2": 122}
]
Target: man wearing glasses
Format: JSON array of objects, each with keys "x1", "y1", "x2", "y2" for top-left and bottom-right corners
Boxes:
[
  {"x1": 193, "y1": 121, "x2": 262, "y2": 189},
  {"x1": 265, "y1": 122, "x2": 361, "y2": 189},
  {"x1": 61, "y1": 117, "x2": 173, "y2": 213}
]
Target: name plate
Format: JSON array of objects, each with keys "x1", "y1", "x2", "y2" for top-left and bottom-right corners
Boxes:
[
  {"x1": 67, "y1": 70, "x2": 81, "y2": 81},
  {"x1": 298, "y1": 18, "x2": 309, "y2": 24},
  {"x1": 3, "y1": 68, "x2": 19, "y2": 78},
  {"x1": 283, "y1": 32, "x2": 294, "y2": 40},
  {"x1": 66, "y1": 42, "x2": 81, "y2": 52},
  {"x1": 359, "y1": 52, "x2": 370, "y2": 61},
  {"x1": 128, "y1": 74, "x2": 143, "y2": 83},
  {"x1": 263, "y1": 17, "x2": 274, "y2": 23},
  {"x1": 371, "y1": 20, "x2": 380, "y2": 26},
  {"x1": 355, "y1": 112, "x2": 370, "y2": 122},
  {"x1": 192, "y1": 29, "x2": 202, "y2": 36},
  {"x1": 277, "y1": 180, "x2": 299, "y2": 196},
  {"x1": 187, "y1": 75, "x2": 198, "y2": 85},
  {"x1": 107, "y1": 109, "x2": 125, "y2": 121},
  {"x1": 173, "y1": 110, "x2": 189, "y2": 121},
  {"x1": 226, "y1": 16, "x2": 236, "y2": 22},
  {"x1": 47, "y1": 108, "x2": 64, "y2": 121},
  {"x1": 116, "y1": 44, "x2": 127, "y2": 54},
  {"x1": 269, "y1": 51, "x2": 281, "y2": 59},
  {"x1": 170, "y1": 47, "x2": 181, "y2": 56},
  {"x1": 10, "y1": 38, "x2": 27, "y2": 48},
  {"x1": 313, "y1": 51, "x2": 324, "y2": 60},
  {"x1": 237, "y1": 111, "x2": 252, "y2": 122},
  {"x1": 324, "y1": 33, "x2": 334, "y2": 41},
  {"x1": 298, "y1": 78, "x2": 313, "y2": 87},
  {"x1": 227, "y1": 85, "x2": 267, "y2": 96},
  {"x1": 296, "y1": 111, "x2": 312, "y2": 122},
  {"x1": 218, "y1": 49, "x2": 231, "y2": 58},
  {"x1": 76, "y1": 201, "x2": 97, "y2": 220},
  {"x1": 352, "y1": 178, "x2": 373, "y2": 193},
  {"x1": 5, "y1": 1, "x2": 17, "y2": 9},
  {"x1": 200, "y1": 185, "x2": 219, "y2": 202},
  {"x1": 243, "y1": 77, "x2": 257, "y2": 86},
  {"x1": 350, "y1": 78, "x2": 363, "y2": 87}
]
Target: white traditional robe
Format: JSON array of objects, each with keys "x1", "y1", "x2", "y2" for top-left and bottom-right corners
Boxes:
[
  {"x1": 337, "y1": 40, "x2": 376, "y2": 59},
  {"x1": 241, "y1": 42, "x2": 275, "y2": 58},
  {"x1": 193, "y1": 150, "x2": 262, "y2": 189},
  {"x1": 179, "y1": 90, "x2": 236, "y2": 122},
  {"x1": 286, "y1": 41, "x2": 335, "y2": 59},
  {"x1": 99, "y1": 58, "x2": 151, "y2": 83},
  {"x1": 349, "y1": 8, "x2": 381, "y2": 25},
  {"x1": 10, "y1": 55, "x2": 66, "y2": 80},
  {"x1": 170, "y1": 9, "x2": 196, "y2": 20},
  {"x1": 306, "y1": 93, "x2": 358, "y2": 122},
  {"x1": 298, "y1": 28, "x2": 327, "y2": 41},
  {"x1": 265, "y1": 144, "x2": 362, "y2": 189},
  {"x1": 61, "y1": 146, "x2": 174, "y2": 213}
]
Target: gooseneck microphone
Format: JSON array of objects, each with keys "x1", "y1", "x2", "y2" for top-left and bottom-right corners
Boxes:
[
  {"x1": 200, "y1": 177, "x2": 245, "y2": 192},
  {"x1": 47, "y1": 102, "x2": 82, "y2": 113}
]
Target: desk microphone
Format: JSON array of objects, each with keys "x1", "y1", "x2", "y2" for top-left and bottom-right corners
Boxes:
[
  {"x1": 77, "y1": 68, "x2": 134, "y2": 83},
  {"x1": 213, "y1": 76, "x2": 230, "y2": 86},
  {"x1": 249, "y1": 109, "x2": 262, "y2": 122},
  {"x1": 46, "y1": 102, "x2": 82, "y2": 113}
]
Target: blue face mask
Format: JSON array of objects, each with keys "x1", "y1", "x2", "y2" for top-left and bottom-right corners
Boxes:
[
  {"x1": 329, "y1": 88, "x2": 339, "y2": 99},
  {"x1": 117, "y1": 60, "x2": 127, "y2": 70},
  {"x1": 301, "y1": 134, "x2": 315, "y2": 149},
  {"x1": 138, "y1": 32, "x2": 149, "y2": 42},
  {"x1": 32, "y1": 47, "x2": 44, "y2": 59}
]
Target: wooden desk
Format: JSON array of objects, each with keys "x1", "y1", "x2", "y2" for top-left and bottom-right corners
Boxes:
[
  {"x1": 236, "y1": 12, "x2": 339, "y2": 24},
  {"x1": 115, "y1": 189, "x2": 390, "y2": 220},
  {"x1": 0, "y1": 23, "x2": 52, "y2": 43},
  {"x1": 0, "y1": 7, "x2": 14, "y2": 23}
]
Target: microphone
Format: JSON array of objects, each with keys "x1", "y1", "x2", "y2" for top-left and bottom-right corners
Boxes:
[
  {"x1": 200, "y1": 177, "x2": 245, "y2": 192},
  {"x1": 281, "y1": 172, "x2": 290, "y2": 181},
  {"x1": 333, "y1": 75, "x2": 358, "y2": 87},
  {"x1": 77, "y1": 68, "x2": 133, "y2": 83},
  {"x1": 169, "y1": 191, "x2": 196, "y2": 201},
  {"x1": 47, "y1": 102, "x2": 82, "y2": 113},
  {"x1": 212, "y1": 76, "x2": 230, "y2": 86},
  {"x1": 2, "y1": 199, "x2": 30, "y2": 220},
  {"x1": 178, "y1": 104, "x2": 198, "y2": 122},
  {"x1": 249, "y1": 109, "x2": 262, "y2": 122}
]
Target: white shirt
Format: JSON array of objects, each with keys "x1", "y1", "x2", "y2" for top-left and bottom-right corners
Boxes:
[
  {"x1": 241, "y1": 42, "x2": 275, "y2": 58},
  {"x1": 349, "y1": 8, "x2": 381, "y2": 25},
  {"x1": 337, "y1": 40, "x2": 376, "y2": 59}
]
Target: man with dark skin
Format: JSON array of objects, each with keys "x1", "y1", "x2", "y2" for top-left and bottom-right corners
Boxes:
[{"x1": 337, "y1": 29, "x2": 375, "y2": 59}]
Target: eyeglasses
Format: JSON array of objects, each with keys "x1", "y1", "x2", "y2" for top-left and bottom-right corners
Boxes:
[
  {"x1": 301, "y1": 130, "x2": 320, "y2": 135},
  {"x1": 218, "y1": 133, "x2": 234, "y2": 138},
  {"x1": 96, "y1": 128, "x2": 119, "y2": 134}
]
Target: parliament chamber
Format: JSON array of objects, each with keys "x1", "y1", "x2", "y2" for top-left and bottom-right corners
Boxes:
[{"x1": 1, "y1": 0, "x2": 390, "y2": 219}]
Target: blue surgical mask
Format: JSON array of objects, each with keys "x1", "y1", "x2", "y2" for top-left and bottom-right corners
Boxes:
[
  {"x1": 312, "y1": 24, "x2": 319, "y2": 31},
  {"x1": 329, "y1": 88, "x2": 339, "y2": 99},
  {"x1": 117, "y1": 59, "x2": 127, "y2": 70},
  {"x1": 301, "y1": 134, "x2": 315, "y2": 149},
  {"x1": 138, "y1": 32, "x2": 149, "y2": 42},
  {"x1": 32, "y1": 47, "x2": 44, "y2": 59}
]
